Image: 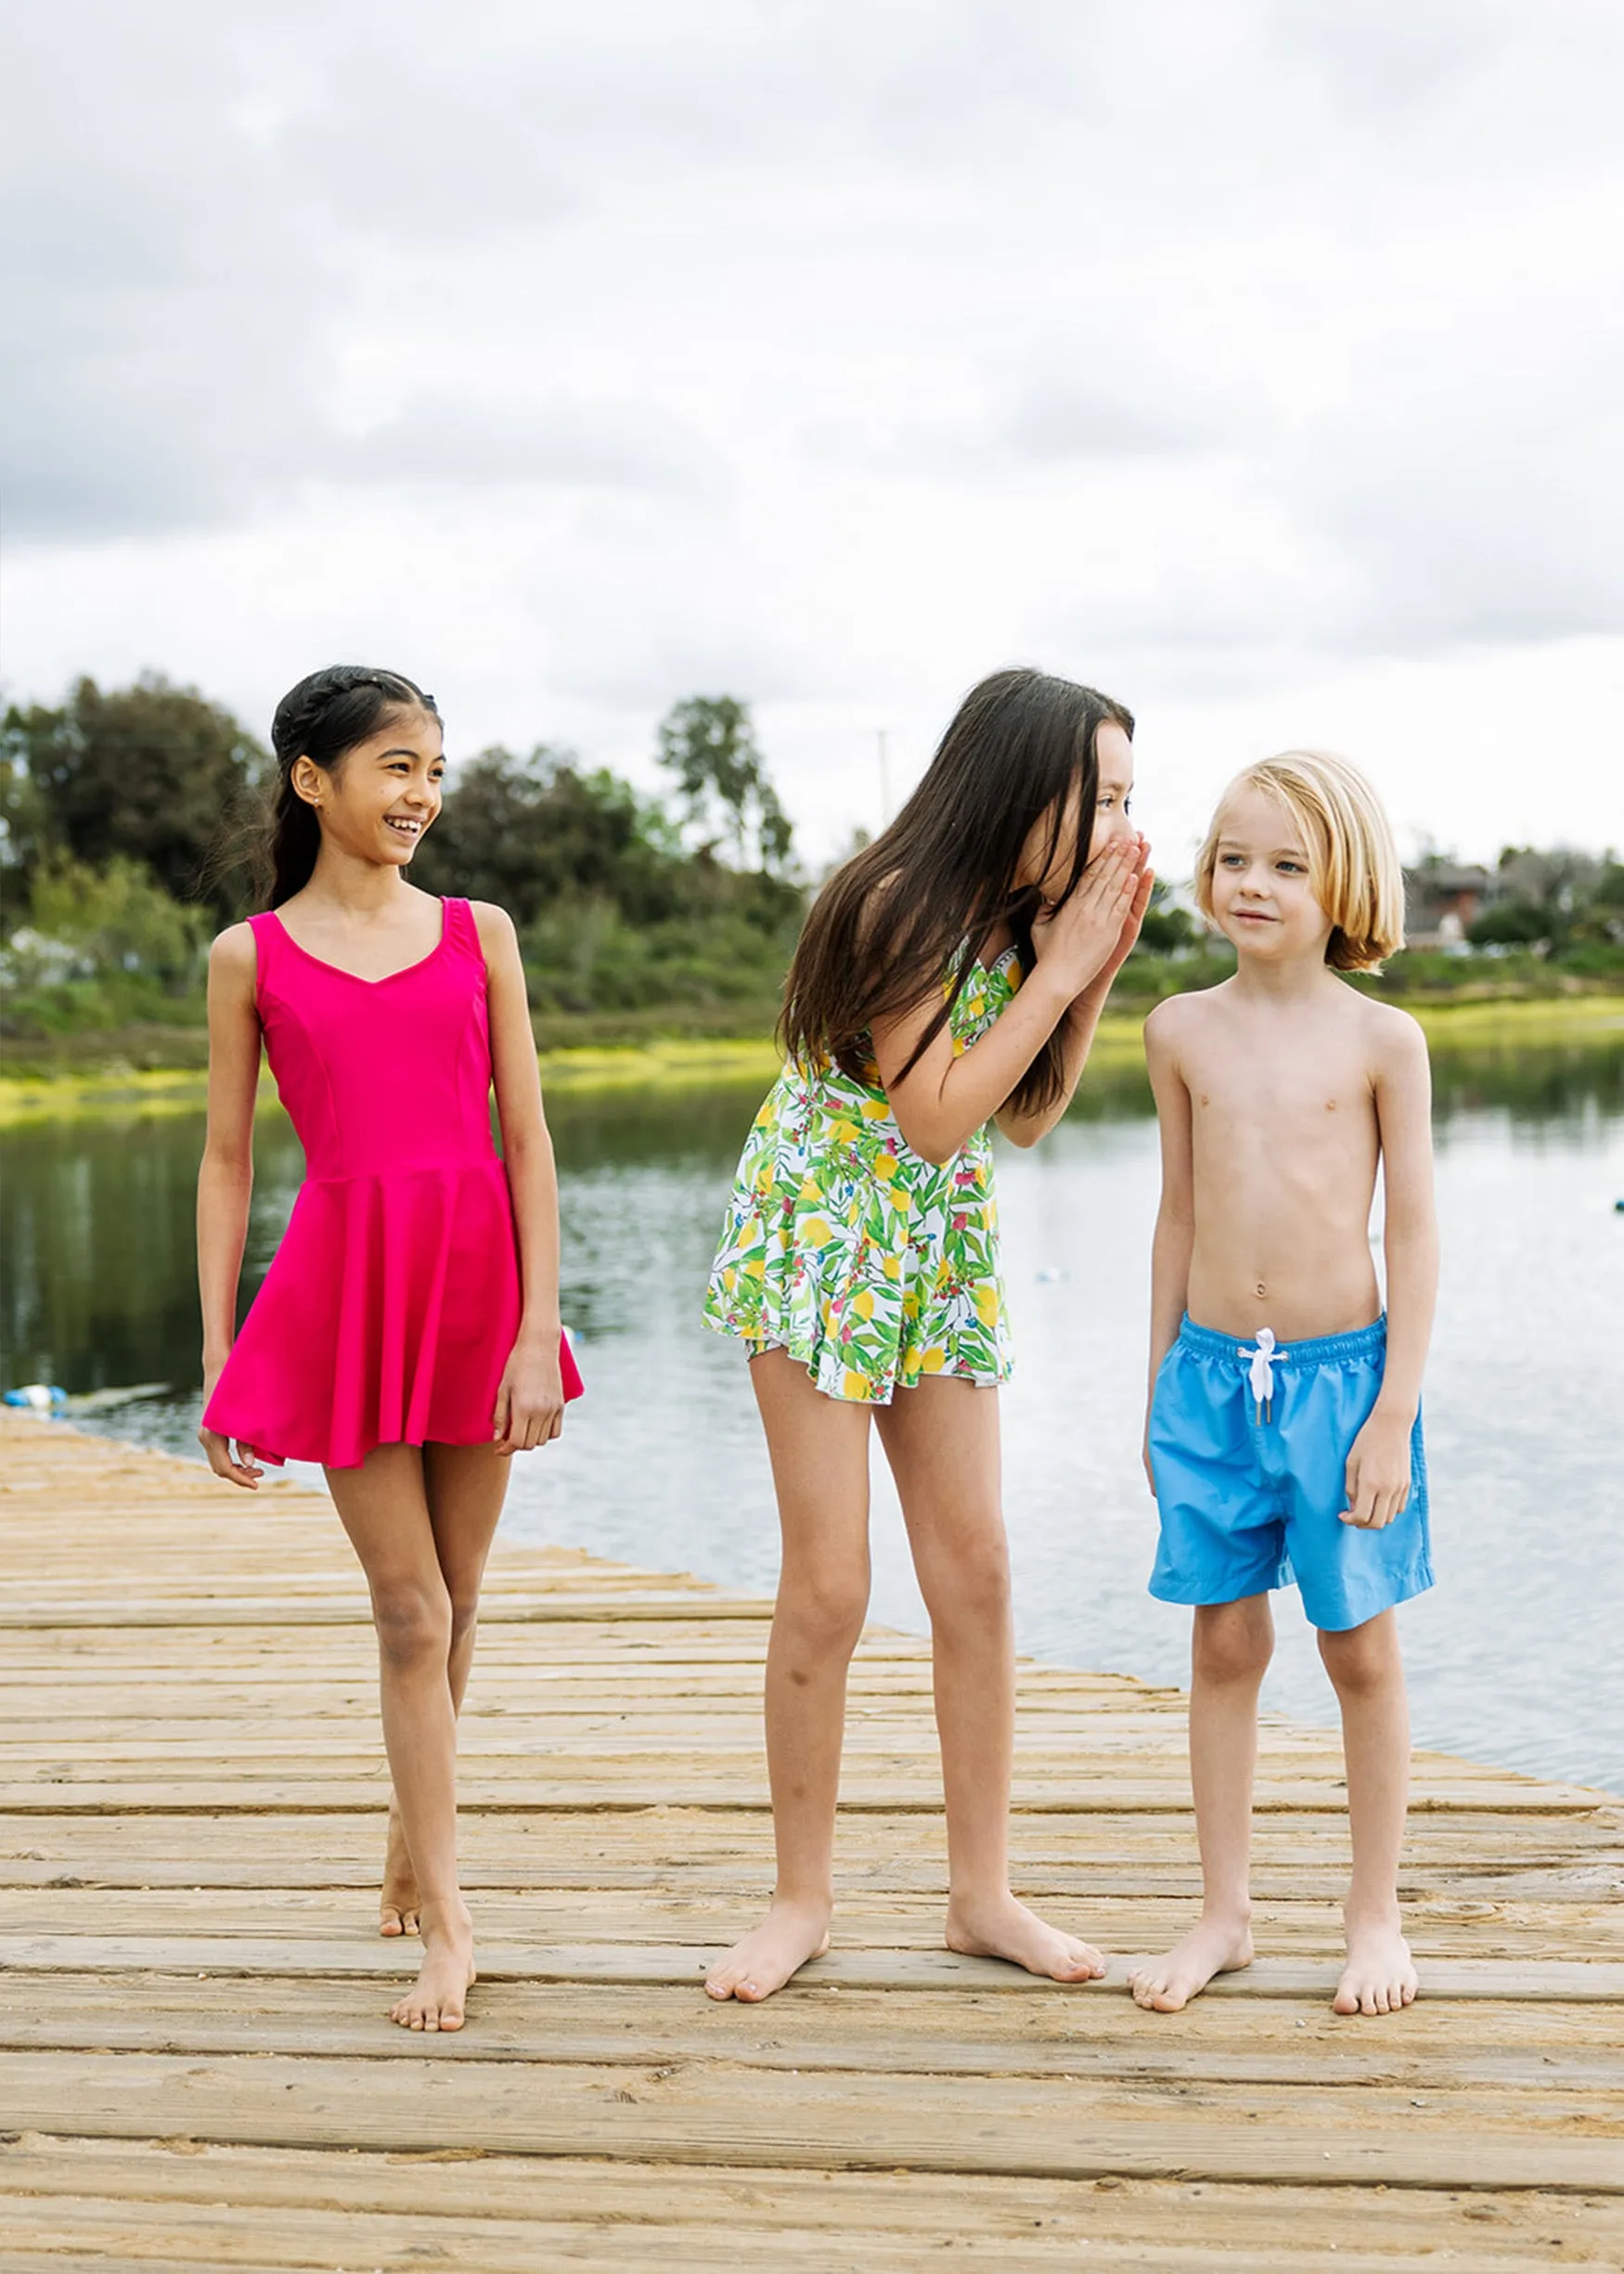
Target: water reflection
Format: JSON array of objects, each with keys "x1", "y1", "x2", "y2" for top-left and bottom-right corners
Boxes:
[{"x1": 3, "y1": 1033, "x2": 1620, "y2": 1793}]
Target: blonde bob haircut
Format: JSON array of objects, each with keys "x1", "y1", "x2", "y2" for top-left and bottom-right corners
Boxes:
[{"x1": 1194, "y1": 750, "x2": 1406, "y2": 972}]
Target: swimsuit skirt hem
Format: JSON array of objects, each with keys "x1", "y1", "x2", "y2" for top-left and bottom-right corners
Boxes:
[
  {"x1": 702, "y1": 1304, "x2": 1011, "y2": 1406},
  {"x1": 202, "y1": 1157, "x2": 585, "y2": 1471}
]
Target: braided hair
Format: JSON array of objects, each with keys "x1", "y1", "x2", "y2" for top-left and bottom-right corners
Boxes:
[{"x1": 260, "y1": 666, "x2": 440, "y2": 907}]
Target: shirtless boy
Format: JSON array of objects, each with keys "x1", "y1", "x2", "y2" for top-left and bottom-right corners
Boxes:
[{"x1": 1129, "y1": 751, "x2": 1437, "y2": 2020}]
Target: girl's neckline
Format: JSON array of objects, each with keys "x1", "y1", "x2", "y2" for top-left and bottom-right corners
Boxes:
[{"x1": 267, "y1": 899, "x2": 449, "y2": 987}]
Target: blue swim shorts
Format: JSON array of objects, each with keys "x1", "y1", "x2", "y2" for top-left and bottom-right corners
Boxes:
[{"x1": 1148, "y1": 1315, "x2": 1433, "y2": 1634}]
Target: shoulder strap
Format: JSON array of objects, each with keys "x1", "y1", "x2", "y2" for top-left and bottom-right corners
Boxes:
[
  {"x1": 245, "y1": 911, "x2": 281, "y2": 1004},
  {"x1": 442, "y1": 897, "x2": 491, "y2": 968}
]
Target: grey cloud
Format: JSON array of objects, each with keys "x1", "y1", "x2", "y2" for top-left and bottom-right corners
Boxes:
[
  {"x1": 1284, "y1": 334, "x2": 1624, "y2": 653},
  {"x1": 807, "y1": 368, "x2": 1262, "y2": 478},
  {"x1": 1263, "y1": 0, "x2": 1511, "y2": 121},
  {"x1": 332, "y1": 395, "x2": 728, "y2": 500},
  {"x1": 6, "y1": 0, "x2": 1623, "y2": 687}
]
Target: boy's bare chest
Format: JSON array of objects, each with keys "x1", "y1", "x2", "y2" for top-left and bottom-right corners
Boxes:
[{"x1": 1185, "y1": 1048, "x2": 1375, "y2": 1158}]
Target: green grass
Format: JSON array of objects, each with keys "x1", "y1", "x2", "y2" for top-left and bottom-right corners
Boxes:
[{"x1": 6, "y1": 995, "x2": 1618, "y2": 1128}]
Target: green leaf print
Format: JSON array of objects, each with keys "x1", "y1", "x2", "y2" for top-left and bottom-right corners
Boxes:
[{"x1": 702, "y1": 949, "x2": 1022, "y2": 1402}]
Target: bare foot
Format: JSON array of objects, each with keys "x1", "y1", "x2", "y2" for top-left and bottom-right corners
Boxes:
[
  {"x1": 379, "y1": 1799, "x2": 419, "y2": 1939},
  {"x1": 1334, "y1": 1908, "x2": 1417, "y2": 2016},
  {"x1": 389, "y1": 1896, "x2": 476, "y2": 2033},
  {"x1": 704, "y1": 1896, "x2": 832, "y2": 2002},
  {"x1": 1128, "y1": 1913, "x2": 1255, "y2": 2012},
  {"x1": 945, "y1": 1893, "x2": 1106, "y2": 1983}
]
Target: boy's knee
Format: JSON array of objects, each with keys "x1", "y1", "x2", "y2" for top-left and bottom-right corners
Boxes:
[
  {"x1": 1193, "y1": 1600, "x2": 1273, "y2": 1686},
  {"x1": 1319, "y1": 1616, "x2": 1398, "y2": 1697}
]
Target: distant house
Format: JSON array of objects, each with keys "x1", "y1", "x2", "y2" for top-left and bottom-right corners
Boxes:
[{"x1": 1403, "y1": 862, "x2": 1497, "y2": 950}]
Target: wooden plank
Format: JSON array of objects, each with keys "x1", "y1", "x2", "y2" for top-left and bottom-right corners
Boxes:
[
  {"x1": 5, "y1": 1934, "x2": 1624, "y2": 1999},
  {"x1": 0, "y1": 1780, "x2": 1599, "y2": 1817},
  {"x1": 6, "y1": 2142, "x2": 1623, "y2": 2262},
  {"x1": 7, "y1": 1975, "x2": 1624, "y2": 2086},
  {"x1": 2, "y1": 2050, "x2": 1620, "y2": 2192},
  {"x1": 1, "y1": 2198, "x2": 1617, "y2": 2274},
  {"x1": 4, "y1": 1888, "x2": 1621, "y2": 1962},
  {"x1": 0, "y1": 1596, "x2": 780, "y2": 1628}
]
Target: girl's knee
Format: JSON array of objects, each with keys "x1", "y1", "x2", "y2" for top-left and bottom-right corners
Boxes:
[
  {"x1": 919, "y1": 1535, "x2": 1011, "y2": 1632},
  {"x1": 777, "y1": 1563, "x2": 870, "y2": 1658},
  {"x1": 445, "y1": 1581, "x2": 483, "y2": 1647},
  {"x1": 372, "y1": 1579, "x2": 453, "y2": 1669}
]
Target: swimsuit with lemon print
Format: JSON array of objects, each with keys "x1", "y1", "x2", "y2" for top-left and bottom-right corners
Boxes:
[{"x1": 702, "y1": 948, "x2": 1021, "y2": 1403}]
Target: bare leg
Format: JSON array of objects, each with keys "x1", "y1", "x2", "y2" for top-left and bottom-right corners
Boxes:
[
  {"x1": 875, "y1": 1376, "x2": 1103, "y2": 1984},
  {"x1": 1321, "y1": 1609, "x2": 1417, "y2": 2016},
  {"x1": 705, "y1": 1350, "x2": 872, "y2": 2002},
  {"x1": 326, "y1": 1442, "x2": 506, "y2": 2030},
  {"x1": 1128, "y1": 1596, "x2": 1272, "y2": 2012},
  {"x1": 379, "y1": 1443, "x2": 509, "y2": 1938}
]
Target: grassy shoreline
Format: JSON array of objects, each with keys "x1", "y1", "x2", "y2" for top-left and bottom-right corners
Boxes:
[{"x1": 3, "y1": 993, "x2": 1619, "y2": 1128}]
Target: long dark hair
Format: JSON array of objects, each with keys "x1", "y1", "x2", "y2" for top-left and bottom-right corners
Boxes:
[
  {"x1": 781, "y1": 667, "x2": 1133, "y2": 1118},
  {"x1": 256, "y1": 665, "x2": 440, "y2": 908}
]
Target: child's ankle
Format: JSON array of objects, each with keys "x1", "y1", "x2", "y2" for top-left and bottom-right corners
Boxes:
[
  {"x1": 1200, "y1": 1893, "x2": 1253, "y2": 1926},
  {"x1": 770, "y1": 1887, "x2": 834, "y2": 1916},
  {"x1": 1343, "y1": 1889, "x2": 1402, "y2": 1927}
]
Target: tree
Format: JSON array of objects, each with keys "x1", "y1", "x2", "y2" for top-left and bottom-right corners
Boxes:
[
  {"x1": 1466, "y1": 846, "x2": 1610, "y2": 952},
  {"x1": 1132, "y1": 878, "x2": 1201, "y2": 954},
  {"x1": 411, "y1": 745, "x2": 679, "y2": 927},
  {"x1": 2, "y1": 675, "x2": 268, "y2": 915},
  {"x1": 656, "y1": 695, "x2": 793, "y2": 875},
  {"x1": 19, "y1": 854, "x2": 207, "y2": 986}
]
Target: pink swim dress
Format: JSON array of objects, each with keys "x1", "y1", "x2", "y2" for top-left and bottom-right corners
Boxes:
[{"x1": 203, "y1": 896, "x2": 583, "y2": 1469}]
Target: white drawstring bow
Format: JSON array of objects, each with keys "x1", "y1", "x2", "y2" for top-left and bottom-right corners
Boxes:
[{"x1": 1240, "y1": 1327, "x2": 1282, "y2": 1420}]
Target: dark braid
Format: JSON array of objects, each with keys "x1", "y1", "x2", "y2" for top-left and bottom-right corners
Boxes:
[{"x1": 259, "y1": 666, "x2": 440, "y2": 908}]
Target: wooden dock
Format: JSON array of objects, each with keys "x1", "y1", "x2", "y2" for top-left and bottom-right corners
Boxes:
[{"x1": 1, "y1": 1410, "x2": 1620, "y2": 2270}]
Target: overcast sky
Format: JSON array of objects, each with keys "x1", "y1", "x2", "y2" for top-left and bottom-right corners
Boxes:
[{"x1": 4, "y1": 0, "x2": 1621, "y2": 872}]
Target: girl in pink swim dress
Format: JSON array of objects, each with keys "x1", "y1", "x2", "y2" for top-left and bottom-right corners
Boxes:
[{"x1": 197, "y1": 665, "x2": 582, "y2": 2035}]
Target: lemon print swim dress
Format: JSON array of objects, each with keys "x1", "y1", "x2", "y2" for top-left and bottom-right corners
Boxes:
[{"x1": 702, "y1": 948, "x2": 1022, "y2": 1403}]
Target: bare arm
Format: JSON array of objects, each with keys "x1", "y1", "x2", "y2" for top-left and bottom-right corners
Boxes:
[
  {"x1": 1142, "y1": 1002, "x2": 1195, "y2": 1488},
  {"x1": 872, "y1": 837, "x2": 1143, "y2": 1164},
  {"x1": 196, "y1": 925, "x2": 264, "y2": 1488},
  {"x1": 997, "y1": 853, "x2": 1154, "y2": 1146},
  {"x1": 1343, "y1": 1013, "x2": 1437, "y2": 1528},
  {"x1": 1372, "y1": 1015, "x2": 1437, "y2": 1419},
  {"x1": 475, "y1": 903, "x2": 566, "y2": 1455}
]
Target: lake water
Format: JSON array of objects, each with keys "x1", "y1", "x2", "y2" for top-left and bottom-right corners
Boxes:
[{"x1": 4, "y1": 1037, "x2": 1621, "y2": 1794}]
